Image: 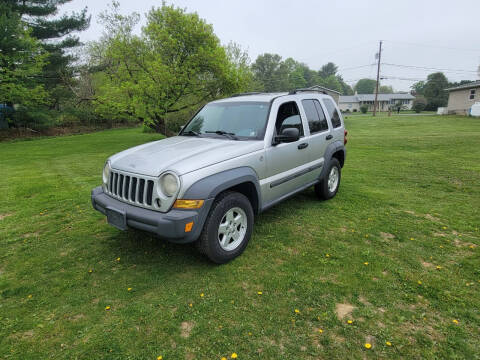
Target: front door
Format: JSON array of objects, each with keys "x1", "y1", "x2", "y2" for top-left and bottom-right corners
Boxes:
[{"x1": 262, "y1": 101, "x2": 312, "y2": 207}]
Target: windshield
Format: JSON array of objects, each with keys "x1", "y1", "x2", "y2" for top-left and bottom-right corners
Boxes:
[{"x1": 181, "y1": 101, "x2": 270, "y2": 140}]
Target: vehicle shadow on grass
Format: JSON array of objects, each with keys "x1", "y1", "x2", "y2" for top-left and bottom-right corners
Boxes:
[{"x1": 101, "y1": 187, "x2": 322, "y2": 269}]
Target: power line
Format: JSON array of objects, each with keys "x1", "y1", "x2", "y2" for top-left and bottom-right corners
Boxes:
[
  {"x1": 383, "y1": 40, "x2": 480, "y2": 53},
  {"x1": 382, "y1": 62, "x2": 477, "y2": 74}
]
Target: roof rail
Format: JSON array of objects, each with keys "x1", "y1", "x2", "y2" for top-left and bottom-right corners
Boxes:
[
  {"x1": 230, "y1": 91, "x2": 263, "y2": 97},
  {"x1": 289, "y1": 88, "x2": 328, "y2": 95}
]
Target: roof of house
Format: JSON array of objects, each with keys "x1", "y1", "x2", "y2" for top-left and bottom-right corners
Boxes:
[
  {"x1": 307, "y1": 85, "x2": 341, "y2": 95},
  {"x1": 445, "y1": 80, "x2": 480, "y2": 92},
  {"x1": 339, "y1": 93, "x2": 415, "y2": 103}
]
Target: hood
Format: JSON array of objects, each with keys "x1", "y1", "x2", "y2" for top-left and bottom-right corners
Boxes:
[{"x1": 109, "y1": 136, "x2": 264, "y2": 176}]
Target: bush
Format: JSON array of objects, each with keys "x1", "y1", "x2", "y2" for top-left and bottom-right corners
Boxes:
[
  {"x1": 360, "y1": 105, "x2": 368, "y2": 114},
  {"x1": 353, "y1": 109, "x2": 357, "y2": 112},
  {"x1": 412, "y1": 97, "x2": 427, "y2": 113}
]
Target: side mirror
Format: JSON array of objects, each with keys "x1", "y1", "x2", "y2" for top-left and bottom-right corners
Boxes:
[{"x1": 273, "y1": 127, "x2": 300, "y2": 145}]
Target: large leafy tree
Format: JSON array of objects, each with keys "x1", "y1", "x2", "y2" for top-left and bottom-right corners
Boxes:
[
  {"x1": 251, "y1": 53, "x2": 289, "y2": 92},
  {"x1": 422, "y1": 72, "x2": 449, "y2": 110},
  {"x1": 0, "y1": 5, "x2": 48, "y2": 111},
  {"x1": 89, "y1": 3, "x2": 245, "y2": 132},
  {"x1": 354, "y1": 78, "x2": 377, "y2": 94},
  {"x1": 5, "y1": 0, "x2": 90, "y2": 107},
  {"x1": 319, "y1": 62, "x2": 338, "y2": 79}
]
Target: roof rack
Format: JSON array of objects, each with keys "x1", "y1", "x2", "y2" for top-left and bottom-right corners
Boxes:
[
  {"x1": 230, "y1": 92, "x2": 263, "y2": 97},
  {"x1": 288, "y1": 88, "x2": 328, "y2": 95}
]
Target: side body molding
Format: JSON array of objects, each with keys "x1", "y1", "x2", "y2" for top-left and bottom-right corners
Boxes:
[
  {"x1": 183, "y1": 167, "x2": 262, "y2": 212},
  {"x1": 318, "y1": 141, "x2": 346, "y2": 180}
]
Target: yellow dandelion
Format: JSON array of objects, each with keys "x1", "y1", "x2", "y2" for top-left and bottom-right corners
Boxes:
[
  {"x1": 364, "y1": 343, "x2": 372, "y2": 349},
  {"x1": 347, "y1": 320, "x2": 353, "y2": 324},
  {"x1": 386, "y1": 341, "x2": 392, "y2": 346},
  {"x1": 157, "y1": 356, "x2": 163, "y2": 360},
  {"x1": 116, "y1": 257, "x2": 120, "y2": 261},
  {"x1": 27, "y1": 294, "x2": 33, "y2": 299},
  {"x1": 442, "y1": 226, "x2": 447, "y2": 230},
  {"x1": 221, "y1": 358, "x2": 227, "y2": 360},
  {"x1": 294, "y1": 309, "x2": 300, "y2": 314},
  {"x1": 469, "y1": 245, "x2": 475, "y2": 249},
  {"x1": 452, "y1": 319, "x2": 459, "y2": 324},
  {"x1": 200, "y1": 293, "x2": 204, "y2": 297},
  {"x1": 410, "y1": 237, "x2": 414, "y2": 241},
  {"x1": 365, "y1": 234, "x2": 369, "y2": 238},
  {"x1": 189, "y1": 303, "x2": 193, "y2": 307},
  {"x1": 364, "y1": 262, "x2": 369, "y2": 265},
  {"x1": 318, "y1": 329, "x2": 324, "y2": 333},
  {"x1": 257, "y1": 291, "x2": 262, "y2": 295},
  {"x1": 325, "y1": 253, "x2": 330, "y2": 257},
  {"x1": 127, "y1": 287, "x2": 132, "y2": 291},
  {"x1": 417, "y1": 280, "x2": 422, "y2": 285},
  {"x1": 440, "y1": 245, "x2": 444, "y2": 248},
  {"x1": 436, "y1": 266, "x2": 442, "y2": 270},
  {"x1": 105, "y1": 306, "x2": 111, "y2": 310},
  {"x1": 231, "y1": 353, "x2": 238, "y2": 359},
  {"x1": 88, "y1": 269, "x2": 93, "y2": 273},
  {"x1": 248, "y1": 332, "x2": 252, "y2": 336}
]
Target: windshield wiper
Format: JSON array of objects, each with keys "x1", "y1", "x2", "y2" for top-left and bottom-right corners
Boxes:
[
  {"x1": 205, "y1": 130, "x2": 238, "y2": 140},
  {"x1": 182, "y1": 130, "x2": 201, "y2": 137}
]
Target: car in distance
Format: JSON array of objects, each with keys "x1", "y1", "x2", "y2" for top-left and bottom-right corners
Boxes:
[{"x1": 91, "y1": 90, "x2": 347, "y2": 263}]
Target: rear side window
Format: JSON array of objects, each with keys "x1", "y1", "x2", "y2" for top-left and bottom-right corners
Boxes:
[
  {"x1": 301, "y1": 99, "x2": 328, "y2": 134},
  {"x1": 323, "y1": 98, "x2": 342, "y2": 128}
]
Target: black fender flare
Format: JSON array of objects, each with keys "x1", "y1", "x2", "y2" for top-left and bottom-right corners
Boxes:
[
  {"x1": 183, "y1": 167, "x2": 262, "y2": 213},
  {"x1": 319, "y1": 141, "x2": 346, "y2": 180}
]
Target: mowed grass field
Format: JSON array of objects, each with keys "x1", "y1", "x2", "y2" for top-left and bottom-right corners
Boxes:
[{"x1": 1, "y1": 115, "x2": 479, "y2": 359}]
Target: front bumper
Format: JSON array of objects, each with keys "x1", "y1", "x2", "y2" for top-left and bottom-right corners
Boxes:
[{"x1": 91, "y1": 186, "x2": 212, "y2": 243}]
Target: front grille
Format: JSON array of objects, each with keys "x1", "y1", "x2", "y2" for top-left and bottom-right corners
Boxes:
[{"x1": 107, "y1": 170, "x2": 155, "y2": 208}]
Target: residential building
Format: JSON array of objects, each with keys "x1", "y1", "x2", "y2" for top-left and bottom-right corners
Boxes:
[
  {"x1": 445, "y1": 80, "x2": 480, "y2": 115},
  {"x1": 339, "y1": 93, "x2": 415, "y2": 112}
]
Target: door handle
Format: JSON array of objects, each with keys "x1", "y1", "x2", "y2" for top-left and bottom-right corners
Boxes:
[
  {"x1": 326, "y1": 134, "x2": 333, "y2": 140},
  {"x1": 298, "y1": 143, "x2": 309, "y2": 150}
]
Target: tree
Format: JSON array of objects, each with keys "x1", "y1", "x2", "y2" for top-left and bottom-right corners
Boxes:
[
  {"x1": 337, "y1": 75, "x2": 354, "y2": 95},
  {"x1": 251, "y1": 53, "x2": 289, "y2": 92},
  {"x1": 411, "y1": 80, "x2": 425, "y2": 96},
  {"x1": 422, "y1": 72, "x2": 449, "y2": 110},
  {"x1": 5, "y1": 0, "x2": 90, "y2": 107},
  {"x1": 89, "y1": 3, "x2": 245, "y2": 132},
  {"x1": 319, "y1": 62, "x2": 338, "y2": 78},
  {"x1": 412, "y1": 96, "x2": 427, "y2": 113},
  {"x1": 379, "y1": 85, "x2": 393, "y2": 93},
  {"x1": 354, "y1": 79, "x2": 377, "y2": 94},
  {"x1": 0, "y1": 5, "x2": 48, "y2": 126}
]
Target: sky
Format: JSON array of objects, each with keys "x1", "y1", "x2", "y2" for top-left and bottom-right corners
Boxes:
[{"x1": 62, "y1": 0, "x2": 480, "y2": 91}]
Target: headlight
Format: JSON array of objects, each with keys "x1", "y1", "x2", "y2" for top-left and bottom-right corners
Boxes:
[
  {"x1": 102, "y1": 161, "x2": 111, "y2": 185},
  {"x1": 159, "y1": 172, "x2": 179, "y2": 197}
]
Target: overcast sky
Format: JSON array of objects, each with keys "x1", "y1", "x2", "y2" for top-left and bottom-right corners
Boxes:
[{"x1": 63, "y1": 0, "x2": 480, "y2": 91}]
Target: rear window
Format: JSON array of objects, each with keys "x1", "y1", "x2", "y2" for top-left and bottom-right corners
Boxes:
[
  {"x1": 301, "y1": 99, "x2": 328, "y2": 134},
  {"x1": 323, "y1": 98, "x2": 342, "y2": 128}
]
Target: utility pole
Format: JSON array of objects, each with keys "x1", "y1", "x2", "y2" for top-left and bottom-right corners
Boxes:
[{"x1": 373, "y1": 40, "x2": 382, "y2": 117}]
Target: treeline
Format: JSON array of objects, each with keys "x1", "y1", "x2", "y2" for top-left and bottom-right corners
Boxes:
[{"x1": 1, "y1": 2, "x2": 474, "y2": 134}]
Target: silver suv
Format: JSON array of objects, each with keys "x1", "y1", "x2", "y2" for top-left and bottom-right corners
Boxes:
[{"x1": 91, "y1": 90, "x2": 347, "y2": 263}]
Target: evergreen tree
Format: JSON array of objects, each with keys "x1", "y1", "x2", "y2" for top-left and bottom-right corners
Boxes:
[{"x1": 5, "y1": 0, "x2": 90, "y2": 107}]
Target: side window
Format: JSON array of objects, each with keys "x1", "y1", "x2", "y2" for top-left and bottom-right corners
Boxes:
[
  {"x1": 301, "y1": 99, "x2": 328, "y2": 134},
  {"x1": 323, "y1": 98, "x2": 342, "y2": 128},
  {"x1": 275, "y1": 101, "x2": 304, "y2": 137},
  {"x1": 470, "y1": 89, "x2": 476, "y2": 100}
]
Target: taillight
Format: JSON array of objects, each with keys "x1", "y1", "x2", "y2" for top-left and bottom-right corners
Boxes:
[{"x1": 344, "y1": 129, "x2": 348, "y2": 145}]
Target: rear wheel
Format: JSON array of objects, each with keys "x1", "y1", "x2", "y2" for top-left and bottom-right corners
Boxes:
[
  {"x1": 315, "y1": 158, "x2": 341, "y2": 200},
  {"x1": 196, "y1": 191, "x2": 254, "y2": 264}
]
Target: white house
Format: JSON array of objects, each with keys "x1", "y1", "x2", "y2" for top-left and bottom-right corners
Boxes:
[{"x1": 339, "y1": 93, "x2": 415, "y2": 112}]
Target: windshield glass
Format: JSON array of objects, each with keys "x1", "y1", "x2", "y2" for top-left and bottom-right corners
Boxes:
[{"x1": 181, "y1": 101, "x2": 270, "y2": 140}]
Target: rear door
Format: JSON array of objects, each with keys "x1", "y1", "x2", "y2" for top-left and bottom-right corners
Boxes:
[{"x1": 322, "y1": 98, "x2": 344, "y2": 142}]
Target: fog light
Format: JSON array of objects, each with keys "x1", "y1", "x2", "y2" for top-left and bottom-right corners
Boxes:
[{"x1": 185, "y1": 222, "x2": 194, "y2": 232}]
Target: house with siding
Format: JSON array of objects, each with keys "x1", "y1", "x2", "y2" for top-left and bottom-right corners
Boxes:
[
  {"x1": 339, "y1": 93, "x2": 415, "y2": 112},
  {"x1": 445, "y1": 80, "x2": 480, "y2": 115}
]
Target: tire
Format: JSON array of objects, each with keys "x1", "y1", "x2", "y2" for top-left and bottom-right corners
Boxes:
[
  {"x1": 315, "y1": 158, "x2": 341, "y2": 200},
  {"x1": 196, "y1": 191, "x2": 254, "y2": 264}
]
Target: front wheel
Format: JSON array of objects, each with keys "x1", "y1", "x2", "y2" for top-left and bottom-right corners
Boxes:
[
  {"x1": 196, "y1": 191, "x2": 254, "y2": 264},
  {"x1": 315, "y1": 158, "x2": 341, "y2": 200}
]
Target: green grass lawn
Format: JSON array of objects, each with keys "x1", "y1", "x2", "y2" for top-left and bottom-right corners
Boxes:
[{"x1": 1, "y1": 116, "x2": 479, "y2": 359}]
